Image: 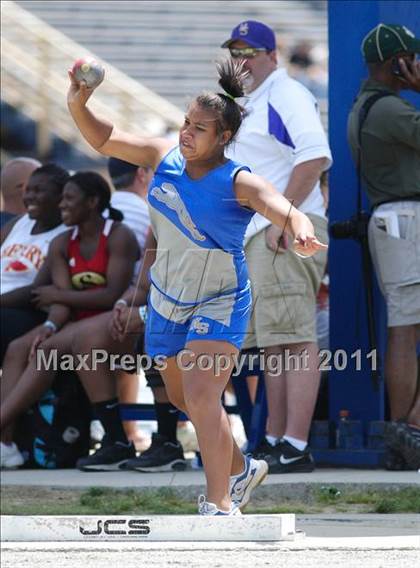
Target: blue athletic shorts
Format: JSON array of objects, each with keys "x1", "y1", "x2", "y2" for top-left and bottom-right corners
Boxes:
[{"x1": 145, "y1": 285, "x2": 252, "y2": 359}]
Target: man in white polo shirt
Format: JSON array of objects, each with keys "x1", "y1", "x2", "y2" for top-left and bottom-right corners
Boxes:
[
  {"x1": 222, "y1": 20, "x2": 332, "y2": 472},
  {"x1": 108, "y1": 157, "x2": 151, "y2": 254}
]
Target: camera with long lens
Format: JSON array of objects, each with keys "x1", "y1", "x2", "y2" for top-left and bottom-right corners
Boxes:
[{"x1": 329, "y1": 211, "x2": 370, "y2": 241}]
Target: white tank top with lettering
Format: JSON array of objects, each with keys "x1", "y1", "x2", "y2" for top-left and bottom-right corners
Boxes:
[{"x1": 1, "y1": 215, "x2": 67, "y2": 294}]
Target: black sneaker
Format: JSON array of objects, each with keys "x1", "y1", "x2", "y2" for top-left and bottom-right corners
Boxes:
[
  {"x1": 251, "y1": 438, "x2": 277, "y2": 460},
  {"x1": 77, "y1": 441, "x2": 135, "y2": 471},
  {"x1": 385, "y1": 421, "x2": 420, "y2": 470},
  {"x1": 123, "y1": 433, "x2": 187, "y2": 472},
  {"x1": 266, "y1": 440, "x2": 315, "y2": 473}
]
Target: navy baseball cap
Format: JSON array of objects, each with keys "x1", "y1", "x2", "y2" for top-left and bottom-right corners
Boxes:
[
  {"x1": 107, "y1": 157, "x2": 138, "y2": 181},
  {"x1": 221, "y1": 20, "x2": 276, "y2": 50}
]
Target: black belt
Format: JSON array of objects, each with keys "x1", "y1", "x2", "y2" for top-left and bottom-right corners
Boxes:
[{"x1": 375, "y1": 195, "x2": 420, "y2": 208}]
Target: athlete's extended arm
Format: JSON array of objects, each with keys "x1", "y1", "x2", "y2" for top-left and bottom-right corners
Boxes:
[
  {"x1": 235, "y1": 170, "x2": 327, "y2": 257},
  {"x1": 67, "y1": 70, "x2": 173, "y2": 169}
]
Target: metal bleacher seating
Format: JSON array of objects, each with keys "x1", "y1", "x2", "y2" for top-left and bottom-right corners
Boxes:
[{"x1": 12, "y1": 0, "x2": 328, "y2": 116}]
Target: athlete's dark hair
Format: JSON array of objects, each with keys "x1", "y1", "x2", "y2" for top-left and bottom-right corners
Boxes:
[
  {"x1": 195, "y1": 58, "x2": 249, "y2": 146},
  {"x1": 31, "y1": 163, "x2": 70, "y2": 193},
  {"x1": 68, "y1": 171, "x2": 124, "y2": 221}
]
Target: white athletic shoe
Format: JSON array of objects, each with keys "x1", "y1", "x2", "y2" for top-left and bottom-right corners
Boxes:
[
  {"x1": 230, "y1": 455, "x2": 268, "y2": 511},
  {"x1": 0, "y1": 442, "x2": 24, "y2": 469},
  {"x1": 198, "y1": 495, "x2": 242, "y2": 516}
]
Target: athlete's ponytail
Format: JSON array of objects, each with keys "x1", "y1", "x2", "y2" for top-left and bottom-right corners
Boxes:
[
  {"x1": 216, "y1": 57, "x2": 247, "y2": 100},
  {"x1": 195, "y1": 58, "x2": 248, "y2": 146}
]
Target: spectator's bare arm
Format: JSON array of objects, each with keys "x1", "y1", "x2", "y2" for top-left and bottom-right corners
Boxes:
[
  {"x1": 28, "y1": 236, "x2": 73, "y2": 358},
  {"x1": 39, "y1": 234, "x2": 72, "y2": 329},
  {"x1": 283, "y1": 157, "x2": 328, "y2": 207},
  {"x1": 1, "y1": 257, "x2": 51, "y2": 309},
  {"x1": 110, "y1": 229, "x2": 156, "y2": 340}
]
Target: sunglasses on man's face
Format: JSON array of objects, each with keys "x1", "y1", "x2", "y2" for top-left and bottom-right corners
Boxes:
[{"x1": 229, "y1": 47, "x2": 268, "y2": 59}]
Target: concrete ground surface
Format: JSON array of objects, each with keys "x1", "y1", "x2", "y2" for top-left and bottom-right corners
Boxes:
[
  {"x1": 297, "y1": 514, "x2": 420, "y2": 537},
  {"x1": 1, "y1": 539, "x2": 419, "y2": 568},
  {"x1": 1, "y1": 468, "x2": 419, "y2": 566},
  {"x1": 1, "y1": 467, "x2": 418, "y2": 489}
]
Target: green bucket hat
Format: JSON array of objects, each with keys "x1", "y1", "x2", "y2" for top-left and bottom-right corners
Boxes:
[{"x1": 361, "y1": 23, "x2": 420, "y2": 62}]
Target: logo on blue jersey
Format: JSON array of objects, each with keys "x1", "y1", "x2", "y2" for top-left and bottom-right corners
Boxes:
[
  {"x1": 190, "y1": 317, "x2": 210, "y2": 335},
  {"x1": 151, "y1": 182, "x2": 206, "y2": 242}
]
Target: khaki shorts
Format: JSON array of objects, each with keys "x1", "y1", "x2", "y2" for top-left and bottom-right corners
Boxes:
[
  {"x1": 243, "y1": 214, "x2": 328, "y2": 348},
  {"x1": 368, "y1": 201, "x2": 420, "y2": 327}
]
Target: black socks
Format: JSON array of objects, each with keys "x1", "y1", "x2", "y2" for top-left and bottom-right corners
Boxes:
[
  {"x1": 93, "y1": 398, "x2": 129, "y2": 445},
  {"x1": 94, "y1": 399, "x2": 180, "y2": 446},
  {"x1": 155, "y1": 402, "x2": 179, "y2": 443}
]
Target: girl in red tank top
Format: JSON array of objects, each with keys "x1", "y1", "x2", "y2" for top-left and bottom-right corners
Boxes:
[{"x1": 68, "y1": 218, "x2": 113, "y2": 320}]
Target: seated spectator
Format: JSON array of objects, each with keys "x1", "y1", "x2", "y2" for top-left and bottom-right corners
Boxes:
[
  {"x1": 1, "y1": 164, "x2": 70, "y2": 364},
  {"x1": 0, "y1": 171, "x2": 139, "y2": 469},
  {"x1": 107, "y1": 157, "x2": 152, "y2": 451},
  {"x1": 50, "y1": 228, "x2": 187, "y2": 472},
  {"x1": 1, "y1": 157, "x2": 41, "y2": 229}
]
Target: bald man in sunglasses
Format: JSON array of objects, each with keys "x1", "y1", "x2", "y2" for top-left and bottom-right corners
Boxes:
[{"x1": 221, "y1": 20, "x2": 332, "y2": 474}]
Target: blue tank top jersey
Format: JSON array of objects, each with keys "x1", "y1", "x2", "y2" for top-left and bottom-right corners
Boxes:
[{"x1": 147, "y1": 146, "x2": 254, "y2": 306}]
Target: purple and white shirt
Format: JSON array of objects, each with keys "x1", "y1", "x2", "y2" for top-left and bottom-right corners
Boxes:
[{"x1": 227, "y1": 67, "x2": 332, "y2": 241}]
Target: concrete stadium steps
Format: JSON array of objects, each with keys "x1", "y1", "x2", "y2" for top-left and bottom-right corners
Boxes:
[
  {"x1": 16, "y1": 0, "x2": 327, "y2": 109},
  {"x1": 15, "y1": 1, "x2": 327, "y2": 42}
]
